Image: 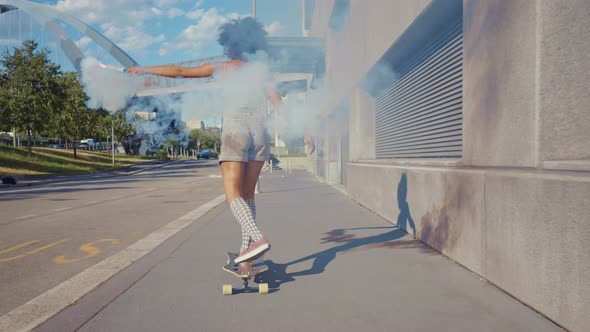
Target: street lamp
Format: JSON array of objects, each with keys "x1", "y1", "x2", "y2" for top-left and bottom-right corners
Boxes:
[{"x1": 111, "y1": 119, "x2": 115, "y2": 166}]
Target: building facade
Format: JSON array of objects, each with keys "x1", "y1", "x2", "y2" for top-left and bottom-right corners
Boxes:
[{"x1": 307, "y1": 1, "x2": 589, "y2": 331}]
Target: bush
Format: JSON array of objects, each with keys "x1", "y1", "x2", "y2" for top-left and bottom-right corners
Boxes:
[{"x1": 157, "y1": 149, "x2": 169, "y2": 160}]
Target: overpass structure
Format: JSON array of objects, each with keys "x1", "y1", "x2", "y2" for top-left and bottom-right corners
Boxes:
[
  {"x1": 135, "y1": 37, "x2": 324, "y2": 97},
  {"x1": 0, "y1": 0, "x2": 324, "y2": 97}
]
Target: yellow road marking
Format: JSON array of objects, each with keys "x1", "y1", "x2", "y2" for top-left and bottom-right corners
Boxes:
[
  {"x1": 52, "y1": 239, "x2": 121, "y2": 264},
  {"x1": 0, "y1": 241, "x2": 40, "y2": 255},
  {"x1": 0, "y1": 240, "x2": 67, "y2": 262}
]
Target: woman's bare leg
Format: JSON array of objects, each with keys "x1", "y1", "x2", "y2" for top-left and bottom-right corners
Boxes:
[
  {"x1": 243, "y1": 160, "x2": 265, "y2": 200},
  {"x1": 221, "y1": 161, "x2": 265, "y2": 255},
  {"x1": 221, "y1": 161, "x2": 246, "y2": 204}
]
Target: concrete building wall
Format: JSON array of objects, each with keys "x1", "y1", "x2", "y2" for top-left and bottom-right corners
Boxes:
[
  {"x1": 348, "y1": 88, "x2": 375, "y2": 162},
  {"x1": 463, "y1": 0, "x2": 538, "y2": 167},
  {"x1": 309, "y1": 1, "x2": 590, "y2": 330},
  {"x1": 310, "y1": 0, "x2": 431, "y2": 110},
  {"x1": 538, "y1": 0, "x2": 590, "y2": 167}
]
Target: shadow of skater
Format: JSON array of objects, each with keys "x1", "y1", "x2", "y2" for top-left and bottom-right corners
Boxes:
[
  {"x1": 263, "y1": 227, "x2": 407, "y2": 290},
  {"x1": 262, "y1": 175, "x2": 422, "y2": 291},
  {"x1": 396, "y1": 173, "x2": 416, "y2": 238}
]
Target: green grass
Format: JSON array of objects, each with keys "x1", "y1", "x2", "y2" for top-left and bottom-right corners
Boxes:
[{"x1": 0, "y1": 145, "x2": 154, "y2": 178}]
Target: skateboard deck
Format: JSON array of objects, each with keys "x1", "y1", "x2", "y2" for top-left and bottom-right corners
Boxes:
[{"x1": 222, "y1": 252, "x2": 269, "y2": 295}]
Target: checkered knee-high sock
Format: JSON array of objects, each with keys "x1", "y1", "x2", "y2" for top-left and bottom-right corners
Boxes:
[
  {"x1": 239, "y1": 199, "x2": 257, "y2": 251},
  {"x1": 230, "y1": 198, "x2": 263, "y2": 251},
  {"x1": 246, "y1": 199, "x2": 256, "y2": 220}
]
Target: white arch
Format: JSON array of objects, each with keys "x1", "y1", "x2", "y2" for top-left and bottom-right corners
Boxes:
[{"x1": 0, "y1": 0, "x2": 138, "y2": 72}]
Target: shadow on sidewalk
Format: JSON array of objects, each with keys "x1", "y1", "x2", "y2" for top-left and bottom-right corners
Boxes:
[
  {"x1": 262, "y1": 172, "x2": 432, "y2": 292},
  {"x1": 262, "y1": 226, "x2": 434, "y2": 291}
]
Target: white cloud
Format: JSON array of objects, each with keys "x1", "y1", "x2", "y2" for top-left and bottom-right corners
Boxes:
[
  {"x1": 186, "y1": 8, "x2": 205, "y2": 20},
  {"x1": 155, "y1": 0, "x2": 184, "y2": 7},
  {"x1": 167, "y1": 8, "x2": 185, "y2": 18},
  {"x1": 76, "y1": 36, "x2": 92, "y2": 49},
  {"x1": 265, "y1": 21, "x2": 283, "y2": 36},
  {"x1": 55, "y1": 0, "x2": 156, "y2": 25},
  {"x1": 151, "y1": 7, "x2": 163, "y2": 16},
  {"x1": 54, "y1": 0, "x2": 171, "y2": 53},
  {"x1": 161, "y1": 6, "x2": 242, "y2": 56},
  {"x1": 101, "y1": 23, "x2": 165, "y2": 51}
]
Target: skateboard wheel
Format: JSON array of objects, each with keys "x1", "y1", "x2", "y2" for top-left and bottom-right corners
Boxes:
[
  {"x1": 223, "y1": 284, "x2": 233, "y2": 295},
  {"x1": 258, "y1": 283, "x2": 269, "y2": 294}
]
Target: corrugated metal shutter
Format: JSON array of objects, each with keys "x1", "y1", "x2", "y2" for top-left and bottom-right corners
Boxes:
[{"x1": 375, "y1": 19, "x2": 463, "y2": 159}]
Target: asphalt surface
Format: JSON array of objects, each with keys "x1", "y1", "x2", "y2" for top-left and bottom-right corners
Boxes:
[
  {"x1": 33, "y1": 171, "x2": 560, "y2": 332},
  {"x1": 0, "y1": 159, "x2": 223, "y2": 317}
]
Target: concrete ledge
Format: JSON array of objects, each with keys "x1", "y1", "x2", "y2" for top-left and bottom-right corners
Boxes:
[
  {"x1": 357, "y1": 159, "x2": 463, "y2": 167},
  {"x1": 344, "y1": 162, "x2": 590, "y2": 331},
  {"x1": 484, "y1": 173, "x2": 590, "y2": 332},
  {"x1": 544, "y1": 160, "x2": 590, "y2": 172},
  {"x1": 346, "y1": 163, "x2": 484, "y2": 275}
]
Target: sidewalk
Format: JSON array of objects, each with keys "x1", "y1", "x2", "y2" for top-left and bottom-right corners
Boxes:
[
  {"x1": 0, "y1": 159, "x2": 182, "y2": 189},
  {"x1": 37, "y1": 171, "x2": 560, "y2": 332}
]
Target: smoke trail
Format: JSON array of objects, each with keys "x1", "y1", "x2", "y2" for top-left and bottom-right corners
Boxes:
[
  {"x1": 76, "y1": 14, "x2": 395, "y2": 155},
  {"x1": 80, "y1": 57, "x2": 142, "y2": 112}
]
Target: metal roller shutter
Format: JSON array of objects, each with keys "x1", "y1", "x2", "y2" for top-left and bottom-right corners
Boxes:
[{"x1": 375, "y1": 19, "x2": 463, "y2": 159}]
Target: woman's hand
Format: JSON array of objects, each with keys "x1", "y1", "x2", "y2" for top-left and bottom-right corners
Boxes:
[{"x1": 126, "y1": 66, "x2": 144, "y2": 75}]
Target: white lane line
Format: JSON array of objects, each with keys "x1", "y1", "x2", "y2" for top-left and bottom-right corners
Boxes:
[
  {"x1": 15, "y1": 215, "x2": 37, "y2": 220},
  {"x1": 84, "y1": 201, "x2": 99, "y2": 205},
  {"x1": 0, "y1": 194, "x2": 226, "y2": 332},
  {"x1": 50, "y1": 207, "x2": 73, "y2": 212}
]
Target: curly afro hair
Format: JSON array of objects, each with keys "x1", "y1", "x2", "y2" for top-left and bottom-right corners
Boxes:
[{"x1": 217, "y1": 17, "x2": 268, "y2": 61}]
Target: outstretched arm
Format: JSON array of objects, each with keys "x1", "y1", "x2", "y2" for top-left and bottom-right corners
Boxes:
[
  {"x1": 127, "y1": 63, "x2": 216, "y2": 78},
  {"x1": 127, "y1": 59, "x2": 244, "y2": 78}
]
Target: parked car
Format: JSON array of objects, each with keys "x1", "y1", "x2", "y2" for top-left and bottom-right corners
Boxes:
[
  {"x1": 145, "y1": 146, "x2": 162, "y2": 157},
  {"x1": 197, "y1": 149, "x2": 218, "y2": 159},
  {"x1": 79, "y1": 139, "x2": 95, "y2": 150},
  {"x1": 48, "y1": 144, "x2": 61, "y2": 149}
]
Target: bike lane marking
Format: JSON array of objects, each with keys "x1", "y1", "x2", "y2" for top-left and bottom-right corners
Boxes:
[
  {"x1": 0, "y1": 240, "x2": 67, "y2": 263},
  {"x1": 0, "y1": 193, "x2": 226, "y2": 332},
  {"x1": 53, "y1": 239, "x2": 121, "y2": 264}
]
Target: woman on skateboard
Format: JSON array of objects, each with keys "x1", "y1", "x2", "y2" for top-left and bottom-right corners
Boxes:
[{"x1": 127, "y1": 17, "x2": 275, "y2": 263}]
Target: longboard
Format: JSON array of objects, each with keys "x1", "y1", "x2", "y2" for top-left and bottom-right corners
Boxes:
[{"x1": 222, "y1": 252, "x2": 269, "y2": 295}]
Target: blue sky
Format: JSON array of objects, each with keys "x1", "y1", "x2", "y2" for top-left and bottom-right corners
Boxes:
[{"x1": 1, "y1": 0, "x2": 303, "y2": 68}]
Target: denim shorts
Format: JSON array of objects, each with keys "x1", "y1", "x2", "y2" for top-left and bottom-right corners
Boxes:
[{"x1": 220, "y1": 110, "x2": 271, "y2": 163}]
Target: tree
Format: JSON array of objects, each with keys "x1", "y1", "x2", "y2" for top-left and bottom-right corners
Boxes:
[
  {"x1": 111, "y1": 109, "x2": 135, "y2": 143},
  {"x1": 0, "y1": 40, "x2": 61, "y2": 157},
  {"x1": 0, "y1": 74, "x2": 11, "y2": 133},
  {"x1": 51, "y1": 72, "x2": 93, "y2": 158},
  {"x1": 89, "y1": 108, "x2": 110, "y2": 142},
  {"x1": 188, "y1": 129, "x2": 220, "y2": 151}
]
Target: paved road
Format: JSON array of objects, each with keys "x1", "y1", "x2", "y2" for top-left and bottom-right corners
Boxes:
[
  {"x1": 36, "y1": 171, "x2": 560, "y2": 332},
  {"x1": 0, "y1": 160, "x2": 223, "y2": 317}
]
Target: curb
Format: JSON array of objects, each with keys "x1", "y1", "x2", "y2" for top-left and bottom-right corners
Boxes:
[
  {"x1": 0, "y1": 159, "x2": 186, "y2": 189},
  {"x1": 0, "y1": 194, "x2": 226, "y2": 332}
]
